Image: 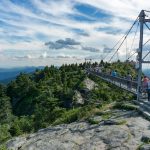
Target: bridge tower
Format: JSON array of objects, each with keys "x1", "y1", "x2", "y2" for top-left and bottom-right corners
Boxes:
[{"x1": 137, "y1": 10, "x2": 150, "y2": 100}]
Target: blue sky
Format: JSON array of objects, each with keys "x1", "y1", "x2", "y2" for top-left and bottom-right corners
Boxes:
[{"x1": 0, "y1": 0, "x2": 150, "y2": 67}]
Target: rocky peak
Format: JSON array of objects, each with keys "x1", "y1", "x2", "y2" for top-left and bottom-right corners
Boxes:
[{"x1": 6, "y1": 110, "x2": 150, "y2": 150}]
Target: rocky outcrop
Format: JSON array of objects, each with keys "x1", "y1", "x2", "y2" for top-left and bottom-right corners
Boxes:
[
  {"x1": 73, "y1": 78, "x2": 98, "y2": 105},
  {"x1": 83, "y1": 78, "x2": 98, "y2": 91},
  {"x1": 73, "y1": 90, "x2": 84, "y2": 105},
  {"x1": 6, "y1": 110, "x2": 150, "y2": 150}
]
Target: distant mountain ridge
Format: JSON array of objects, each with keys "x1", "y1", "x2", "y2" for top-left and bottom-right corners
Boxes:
[{"x1": 0, "y1": 66, "x2": 44, "y2": 84}]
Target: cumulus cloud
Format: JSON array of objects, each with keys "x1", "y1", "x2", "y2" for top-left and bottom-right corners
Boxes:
[
  {"x1": 103, "y1": 46, "x2": 113, "y2": 53},
  {"x1": 45, "y1": 38, "x2": 81, "y2": 49},
  {"x1": 82, "y1": 46, "x2": 100, "y2": 52},
  {"x1": 56, "y1": 55, "x2": 82, "y2": 60},
  {"x1": 45, "y1": 38, "x2": 100, "y2": 53},
  {"x1": 39, "y1": 52, "x2": 48, "y2": 59},
  {"x1": 85, "y1": 55, "x2": 100, "y2": 60},
  {"x1": 56, "y1": 38, "x2": 80, "y2": 45},
  {"x1": 13, "y1": 55, "x2": 35, "y2": 60},
  {"x1": 57, "y1": 55, "x2": 71, "y2": 58},
  {"x1": 79, "y1": 32, "x2": 89, "y2": 37}
]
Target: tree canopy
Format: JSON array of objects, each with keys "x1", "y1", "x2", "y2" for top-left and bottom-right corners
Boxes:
[{"x1": 0, "y1": 61, "x2": 135, "y2": 147}]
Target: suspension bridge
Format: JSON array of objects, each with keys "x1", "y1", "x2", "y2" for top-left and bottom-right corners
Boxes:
[{"x1": 86, "y1": 10, "x2": 150, "y2": 102}]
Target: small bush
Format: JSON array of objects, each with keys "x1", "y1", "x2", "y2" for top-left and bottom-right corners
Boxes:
[
  {"x1": 116, "y1": 120, "x2": 127, "y2": 125},
  {"x1": 9, "y1": 116, "x2": 33, "y2": 136},
  {"x1": 0, "y1": 144, "x2": 7, "y2": 150},
  {"x1": 101, "y1": 113, "x2": 112, "y2": 120},
  {"x1": 141, "y1": 136, "x2": 150, "y2": 144},
  {"x1": 0, "y1": 124, "x2": 11, "y2": 144},
  {"x1": 53, "y1": 105, "x2": 96, "y2": 125},
  {"x1": 53, "y1": 108, "x2": 80, "y2": 125},
  {"x1": 88, "y1": 118, "x2": 99, "y2": 124},
  {"x1": 113, "y1": 102, "x2": 138, "y2": 110}
]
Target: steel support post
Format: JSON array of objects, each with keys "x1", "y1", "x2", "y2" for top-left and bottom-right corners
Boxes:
[{"x1": 137, "y1": 10, "x2": 145, "y2": 100}]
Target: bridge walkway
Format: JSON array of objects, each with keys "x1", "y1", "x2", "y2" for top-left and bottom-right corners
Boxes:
[{"x1": 87, "y1": 70, "x2": 138, "y2": 95}]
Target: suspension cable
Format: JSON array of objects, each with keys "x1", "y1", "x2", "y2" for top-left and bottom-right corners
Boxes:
[
  {"x1": 143, "y1": 50, "x2": 150, "y2": 60},
  {"x1": 108, "y1": 18, "x2": 139, "y2": 63},
  {"x1": 145, "y1": 22, "x2": 150, "y2": 30},
  {"x1": 116, "y1": 51, "x2": 119, "y2": 61},
  {"x1": 127, "y1": 39, "x2": 149, "y2": 60},
  {"x1": 128, "y1": 22, "x2": 139, "y2": 58},
  {"x1": 141, "y1": 23, "x2": 150, "y2": 60},
  {"x1": 127, "y1": 51, "x2": 137, "y2": 60},
  {"x1": 103, "y1": 35, "x2": 125, "y2": 61},
  {"x1": 143, "y1": 38, "x2": 150, "y2": 47},
  {"x1": 126, "y1": 38, "x2": 128, "y2": 59},
  {"x1": 128, "y1": 22, "x2": 150, "y2": 60}
]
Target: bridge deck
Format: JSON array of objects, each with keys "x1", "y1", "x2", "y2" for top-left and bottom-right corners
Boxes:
[{"x1": 87, "y1": 70, "x2": 137, "y2": 95}]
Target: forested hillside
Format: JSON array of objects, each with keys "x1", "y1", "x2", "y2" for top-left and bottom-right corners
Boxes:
[{"x1": 0, "y1": 61, "x2": 136, "y2": 148}]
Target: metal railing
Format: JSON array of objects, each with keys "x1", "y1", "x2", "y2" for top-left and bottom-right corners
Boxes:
[{"x1": 86, "y1": 69, "x2": 138, "y2": 95}]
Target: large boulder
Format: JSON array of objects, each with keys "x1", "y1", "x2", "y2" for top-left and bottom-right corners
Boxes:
[
  {"x1": 83, "y1": 78, "x2": 98, "y2": 91},
  {"x1": 73, "y1": 90, "x2": 84, "y2": 105}
]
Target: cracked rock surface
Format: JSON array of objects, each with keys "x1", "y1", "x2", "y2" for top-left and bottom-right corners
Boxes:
[{"x1": 6, "y1": 110, "x2": 150, "y2": 150}]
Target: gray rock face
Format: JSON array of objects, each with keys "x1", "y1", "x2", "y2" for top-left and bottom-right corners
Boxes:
[
  {"x1": 91, "y1": 116, "x2": 103, "y2": 122},
  {"x1": 73, "y1": 90, "x2": 84, "y2": 105},
  {"x1": 6, "y1": 110, "x2": 150, "y2": 150},
  {"x1": 6, "y1": 137, "x2": 26, "y2": 150},
  {"x1": 83, "y1": 78, "x2": 98, "y2": 91}
]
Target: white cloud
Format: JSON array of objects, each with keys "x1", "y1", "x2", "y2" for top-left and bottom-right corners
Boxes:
[
  {"x1": 0, "y1": 0, "x2": 150, "y2": 67},
  {"x1": 75, "y1": 0, "x2": 150, "y2": 20},
  {"x1": 0, "y1": 40, "x2": 45, "y2": 51},
  {"x1": 31, "y1": 0, "x2": 75, "y2": 16}
]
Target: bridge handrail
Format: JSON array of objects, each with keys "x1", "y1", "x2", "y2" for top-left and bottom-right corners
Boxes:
[{"x1": 86, "y1": 69, "x2": 138, "y2": 88}]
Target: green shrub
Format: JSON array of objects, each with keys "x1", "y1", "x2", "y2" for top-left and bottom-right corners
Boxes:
[
  {"x1": 88, "y1": 118, "x2": 99, "y2": 124},
  {"x1": 116, "y1": 120, "x2": 127, "y2": 125},
  {"x1": 0, "y1": 124, "x2": 11, "y2": 144},
  {"x1": 9, "y1": 116, "x2": 33, "y2": 136},
  {"x1": 141, "y1": 136, "x2": 150, "y2": 144},
  {"x1": 53, "y1": 105, "x2": 95, "y2": 125},
  {"x1": 0, "y1": 144, "x2": 7, "y2": 150},
  {"x1": 53, "y1": 108, "x2": 80, "y2": 125},
  {"x1": 113, "y1": 102, "x2": 138, "y2": 110},
  {"x1": 101, "y1": 112, "x2": 112, "y2": 120}
]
